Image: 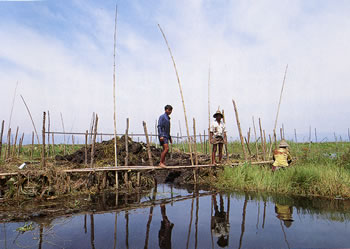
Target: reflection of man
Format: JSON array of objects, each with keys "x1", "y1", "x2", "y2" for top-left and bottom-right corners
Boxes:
[
  {"x1": 275, "y1": 204, "x2": 294, "y2": 228},
  {"x1": 211, "y1": 194, "x2": 230, "y2": 248},
  {"x1": 159, "y1": 204, "x2": 174, "y2": 249}
]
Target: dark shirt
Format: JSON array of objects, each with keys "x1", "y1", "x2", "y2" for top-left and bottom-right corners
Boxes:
[{"x1": 158, "y1": 113, "x2": 171, "y2": 139}]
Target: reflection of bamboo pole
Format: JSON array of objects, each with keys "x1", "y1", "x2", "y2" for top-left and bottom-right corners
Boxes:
[
  {"x1": 280, "y1": 220, "x2": 291, "y2": 249},
  {"x1": 143, "y1": 121, "x2": 153, "y2": 166},
  {"x1": 238, "y1": 195, "x2": 248, "y2": 249},
  {"x1": 186, "y1": 197, "x2": 194, "y2": 249},
  {"x1": 195, "y1": 191, "x2": 199, "y2": 249},
  {"x1": 90, "y1": 214, "x2": 96, "y2": 249},
  {"x1": 256, "y1": 201, "x2": 260, "y2": 230},
  {"x1": 20, "y1": 95, "x2": 40, "y2": 143},
  {"x1": 144, "y1": 187, "x2": 156, "y2": 249},
  {"x1": 158, "y1": 24, "x2": 193, "y2": 166},
  {"x1": 39, "y1": 223, "x2": 43, "y2": 249},
  {"x1": 232, "y1": 100, "x2": 248, "y2": 160},
  {"x1": 113, "y1": 5, "x2": 119, "y2": 191},
  {"x1": 125, "y1": 211, "x2": 129, "y2": 249},
  {"x1": 262, "y1": 201, "x2": 266, "y2": 229},
  {"x1": 113, "y1": 213, "x2": 118, "y2": 249}
]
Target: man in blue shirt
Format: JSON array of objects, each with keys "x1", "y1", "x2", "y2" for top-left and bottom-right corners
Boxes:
[{"x1": 158, "y1": 105, "x2": 173, "y2": 167}]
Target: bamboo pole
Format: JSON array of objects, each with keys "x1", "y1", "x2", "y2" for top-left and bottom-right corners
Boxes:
[
  {"x1": 125, "y1": 118, "x2": 129, "y2": 166},
  {"x1": 179, "y1": 120, "x2": 185, "y2": 152},
  {"x1": 259, "y1": 118, "x2": 266, "y2": 161},
  {"x1": 113, "y1": 4, "x2": 119, "y2": 189},
  {"x1": 47, "y1": 110, "x2": 50, "y2": 157},
  {"x1": 20, "y1": 95, "x2": 40, "y2": 144},
  {"x1": 5, "y1": 128, "x2": 11, "y2": 160},
  {"x1": 8, "y1": 82, "x2": 18, "y2": 129},
  {"x1": 263, "y1": 130, "x2": 267, "y2": 159},
  {"x1": 280, "y1": 128, "x2": 283, "y2": 140},
  {"x1": 274, "y1": 129, "x2": 277, "y2": 148},
  {"x1": 314, "y1": 128, "x2": 318, "y2": 143},
  {"x1": 268, "y1": 134, "x2": 272, "y2": 159},
  {"x1": 222, "y1": 109, "x2": 229, "y2": 160},
  {"x1": 143, "y1": 121, "x2": 153, "y2": 166},
  {"x1": 60, "y1": 112, "x2": 66, "y2": 155},
  {"x1": 294, "y1": 129, "x2": 297, "y2": 143},
  {"x1": 90, "y1": 114, "x2": 98, "y2": 168},
  {"x1": 0, "y1": 120, "x2": 4, "y2": 160},
  {"x1": 158, "y1": 24, "x2": 194, "y2": 166},
  {"x1": 42, "y1": 112, "x2": 46, "y2": 168},
  {"x1": 52, "y1": 133, "x2": 55, "y2": 158},
  {"x1": 31, "y1": 131, "x2": 34, "y2": 159},
  {"x1": 244, "y1": 137, "x2": 252, "y2": 157},
  {"x1": 208, "y1": 65, "x2": 212, "y2": 158},
  {"x1": 273, "y1": 64, "x2": 288, "y2": 136},
  {"x1": 85, "y1": 130, "x2": 88, "y2": 166},
  {"x1": 282, "y1": 123, "x2": 285, "y2": 139},
  {"x1": 199, "y1": 133, "x2": 203, "y2": 153},
  {"x1": 12, "y1": 126, "x2": 19, "y2": 158},
  {"x1": 252, "y1": 117, "x2": 259, "y2": 160},
  {"x1": 193, "y1": 118, "x2": 198, "y2": 165},
  {"x1": 18, "y1": 133, "x2": 24, "y2": 157},
  {"x1": 232, "y1": 99, "x2": 248, "y2": 161}
]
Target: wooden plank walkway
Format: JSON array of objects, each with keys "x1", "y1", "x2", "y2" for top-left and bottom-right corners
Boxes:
[{"x1": 0, "y1": 161, "x2": 274, "y2": 177}]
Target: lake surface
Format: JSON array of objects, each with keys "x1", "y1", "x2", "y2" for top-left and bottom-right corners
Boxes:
[{"x1": 1, "y1": 184, "x2": 349, "y2": 249}]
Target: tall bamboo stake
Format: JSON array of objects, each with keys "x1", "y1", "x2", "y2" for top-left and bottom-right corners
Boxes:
[
  {"x1": 158, "y1": 24, "x2": 194, "y2": 166},
  {"x1": 47, "y1": 110, "x2": 50, "y2": 157},
  {"x1": 85, "y1": 130, "x2": 88, "y2": 166},
  {"x1": 193, "y1": 118, "x2": 198, "y2": 166},
  {"x1": 282, "y1": 123, "x2": 285, "y2": 139},
  {"x1": 314, "y1": 128, "x2": 318, "y2": 143},
  {"x1": 20, "y1": 95, "x2": 40, "y2": 144},
  {"x1": 263, "y1": 130, "x2": 267, "y2": 159},
  {"x1": 273, "y1": 64, "x2": 288, "y2": 136},
  {"x1": 18, "y1": 133, "x2": 24, "y2": 157},
  {"x1": 125, "y1": 118, "x2": 129, "y2": 166},
  {"x1": 60, "y1": 112, "x2": 66, "y2": 155},
  {"x1": 232, "y1": 99, "x2": 248, "y2": 161},
  {"x1": 268, "y1": 134, "x2": 272, "y2": 157},
  {"x1": 5, "y1": 128, "x2": 11, "y2": 160},
  {"x1": 208, "y1": 65, "x2": 212, "y2": 158},
  {"x1": 42, "y1": 112, "x2": 46, "y2": 168},
  {"x1": 294, "y1": 128, "x2": 297, "y2": 143},
  {"x1": 90, "y1": 114, "x2": 98, "y2": 168},
  {"x1": 113, "y1": 4, "x2": 119, "y2": 189},
  {"x1": 143, "y1": 121, "x2": 153, "y2": 166},
  {"x1": 222, "y1": 109, "x2": 229, "y2": 160},
  {"x1": 252, "y1": 117, "x2": 259, "y2": 160},
  {"x1": 51, "y1": 133, "x2": 55, "y2": 158},
  {"x1": 0, "y1": 120, "x2": 4, "y2": 160},
  {"x1": 12, "y1": 126, "x2": 19, "y2": 157},
  {"x1": 8, "y1": 81, "x2": 18, "y2": 129},
  {"x1": 259, "y1": 118, "x2": 266, "y2": 161},
  {"x1": 179, "y1": 120, "x2": 185, "y2": 152},
  {"x1": 31, "y1": 131, "x2": 34, "y2": 159}
]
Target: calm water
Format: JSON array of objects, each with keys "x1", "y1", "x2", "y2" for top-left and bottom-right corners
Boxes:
[{"x1": 0, "y1": 184, "x2": 349, "y2": 249}]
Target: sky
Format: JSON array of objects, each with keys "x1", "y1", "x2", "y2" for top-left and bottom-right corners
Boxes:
[{"x1": 1, "y1": 0, "x2": 350, "y2": 144}]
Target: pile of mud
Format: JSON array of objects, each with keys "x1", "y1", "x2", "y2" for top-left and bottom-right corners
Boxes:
[{"x1": 56, "y1": 136, "x2": 210, "y2": 166}]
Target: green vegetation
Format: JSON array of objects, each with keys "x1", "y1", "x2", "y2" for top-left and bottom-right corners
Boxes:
[{"x1": 212, "y1": 141, "x2": 350, "y2": 198}]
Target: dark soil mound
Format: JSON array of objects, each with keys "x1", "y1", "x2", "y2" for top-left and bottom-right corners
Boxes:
[{"x1": 56, "y1": 136, "x2": 210, "y2": 166}]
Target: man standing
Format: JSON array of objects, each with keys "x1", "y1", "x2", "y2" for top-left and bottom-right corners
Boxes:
[
  {"x1": 210, "y1": 110, "x2": 226, "y2": 165},
  {"x1": 158, "y1": 105, "x2": 173, "y2": 167}
]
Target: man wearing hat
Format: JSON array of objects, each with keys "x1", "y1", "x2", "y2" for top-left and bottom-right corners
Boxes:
[
  {"x1": 210, "y1": 110, "x2": 227, "y2": 164},
  {"x1": 158, "y1": 105, "x2": 173, "y2": 167},
  {"x1": 272, "y1": 139, "x2": 292, "y2": 171}
]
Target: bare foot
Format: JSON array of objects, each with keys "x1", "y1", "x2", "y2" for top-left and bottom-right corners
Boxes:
[{"x1": 159, "y1": 163, "x2": 167, "y2": 168}]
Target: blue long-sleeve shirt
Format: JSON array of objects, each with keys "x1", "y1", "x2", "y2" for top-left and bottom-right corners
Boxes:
[{"x1": 158, "y1": 113, "x2": 171, "y2": 139}]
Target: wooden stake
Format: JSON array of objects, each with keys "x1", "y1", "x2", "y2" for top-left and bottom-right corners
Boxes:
[
  {"x1": 199, "y1": 133, "x2": 203, "y2": 153},
  {"x1": 263, "y1": 130, "x2": 267, "y2": 159},
  {"x1": 85, "y1": 130, "x2": 88, "y2": 166},
  {"x1": 12, "y1": 126, "x2": 19, "y2": 158},
  {"x1": 52, "y1": 133, "x2": 55, "y2": 158},
  {"x1": 274, "y1": 129, "x2": 277, "y2": 148},
  {"x1": 125, "y1": 118, "x2": 130, "y2": 186},
  {"x1": 232, "y1": 99, "x2": 248, "y2": 161},
  {"x1": 5, "y1": 128, "x2": 11, "y2": 160},
  {"x1": 314, "y1": 128, "x2": 318, "y2": 143},
  {"x1": 259, "y1": 118, "x2": 266, "y2": 161},
  {"x1": 208, "y1": 65, "x2": 212, "y2": 159},
  {"x1": 90, "y1": 114, "x2": 98, "y2": 168},
  {"x1": 47, "y1": 110, "x2": 50, "y2": 157},
  {"x1": 158, "y1": 24, "x2": 194, "y2": 166},
  {"x1": 20, "y1": 95, "x2": 40, "y2": 143},
  {"x1": 244, "y1": 137, "x2": 252, "y2": 157},
  {"x1": 143, "y1": 121, "x2": 153, "y2": 166},
  {"x1": 280, "y1": 128, "x2": 283, "y2": 140},
  {"x1": 268, "y1": 134, "x2": 272, "y2": 158},
  {"x1": 222, "y1": 109, "x2": 229, "y2": 160},
  {"x1": 31, "y1": 131, "x2": 34, "y2": 160},
  {"x1": 42, "y1": 112, "x2": 46, "y2": 168},
  {"x1": 282, "y1": 123, "x2": 285, "y2": 139},
  {"x1": 193, "y1": 118, "x2": 198, "y2": 165},
  {"x1": 18, "y1": 133, "x2": 24, "y2": 157},
  {"x1": 60, "y1": 112, "x2": 66, "y2": 155},
  {"x1": 0, "y1": 120, "x2": 4, "y2": 160},
  {"x1": 252, "y1": 117, "x2": 259, "y2": 160}
]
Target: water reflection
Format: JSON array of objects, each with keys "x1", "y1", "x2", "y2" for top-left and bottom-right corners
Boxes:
[{"x1": 1, "y1": 185, "x2": 350, "y2": 249}]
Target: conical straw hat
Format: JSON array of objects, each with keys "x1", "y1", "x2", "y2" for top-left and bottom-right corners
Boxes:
[{"x1": 279, "y1": 139, "x2": 289, "y2": 148}]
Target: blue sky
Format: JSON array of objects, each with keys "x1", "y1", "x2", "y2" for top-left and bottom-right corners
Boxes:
[{"x1": 1, "y1": 0, "x2": 350, "y2": 143}]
